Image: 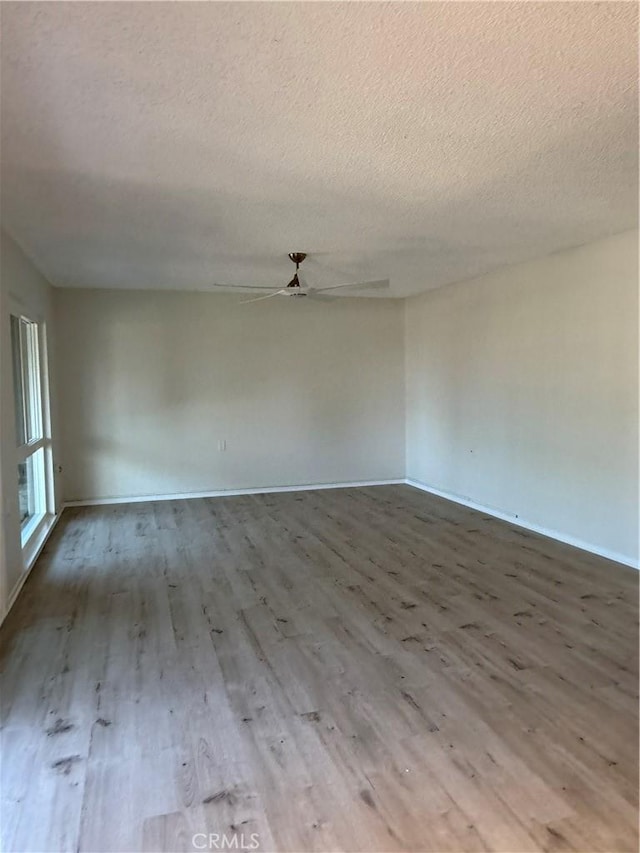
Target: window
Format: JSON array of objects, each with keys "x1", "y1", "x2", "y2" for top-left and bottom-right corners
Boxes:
[{"x1": 10, "y1": 314, "x2": 53, "y2": 553}]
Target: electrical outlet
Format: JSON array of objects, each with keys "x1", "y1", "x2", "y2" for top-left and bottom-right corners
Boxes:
[{"x1": 218, "y1": 439, "x2": 226, "y2": 452}]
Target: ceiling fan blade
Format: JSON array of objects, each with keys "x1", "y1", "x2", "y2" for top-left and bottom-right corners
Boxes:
[
  {"x1": 240, "y1": 289, "x2": 288, "y2": 304},
  {"x1": 211, "y1": 283, "x2": 284, "y2": 291},
  {"x1": 307, "y1": 290, "x2": 336, "y2": 302},
  {"x1": 315, "y1": 278, "x2": 390, "y2": 293}
]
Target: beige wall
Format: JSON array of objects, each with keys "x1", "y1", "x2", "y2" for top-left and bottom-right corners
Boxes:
[
  {"x1": 1, "y1": 230, "x2": 60, "y2": 617},
  {"x1": 55, "y1": 290, "x2": 405, "y2": 501},
  {"x1": 405, "y1": 230, "x2": 639, "y2": 565}
]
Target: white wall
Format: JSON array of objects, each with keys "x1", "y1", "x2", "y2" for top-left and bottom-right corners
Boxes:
[
  {"x1": 55, "y1": 290, "x2": 405, "y2": 501},
  {"x1": 0, "y1": 230, "x2": 60, "y2": 618},
  {"x1": 405, "y1": 230, "x2": 639, "y2": 566}
]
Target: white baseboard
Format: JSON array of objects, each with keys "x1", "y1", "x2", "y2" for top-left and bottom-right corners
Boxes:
[
  {"x1": 405, "y1": 478, "x2": 639, "y2": 570},
  {"x1": 1, "y1": 510, "x2": 62, "y2": 626},
  {"x1": 64, "y1": 479, "x2": 406, "y2": 508}
]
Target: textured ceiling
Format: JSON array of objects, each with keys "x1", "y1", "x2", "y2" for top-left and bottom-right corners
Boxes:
[{"x1": 1, "y1": 1, "x2": 637, "y2": 297}]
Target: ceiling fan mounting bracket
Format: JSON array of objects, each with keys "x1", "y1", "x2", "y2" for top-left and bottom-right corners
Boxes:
[{"x1": 288, "y1": 252, "x2": 307, "y2": 266}]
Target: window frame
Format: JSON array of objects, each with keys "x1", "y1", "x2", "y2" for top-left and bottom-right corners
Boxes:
[{"x1": 9, "y1": 308, "x2": 55, "y2": 556}]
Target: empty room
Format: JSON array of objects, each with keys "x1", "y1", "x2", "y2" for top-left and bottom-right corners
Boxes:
[{"x1": 0, "y1": 2, "x2": 638, "y2": 852}]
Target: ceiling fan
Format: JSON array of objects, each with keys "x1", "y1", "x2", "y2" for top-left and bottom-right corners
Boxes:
[{"x1": 210, "y1": 253, "x2": 389, "y2": 303}]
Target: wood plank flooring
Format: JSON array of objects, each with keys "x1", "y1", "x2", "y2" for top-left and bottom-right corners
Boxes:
[{"x1": 1, "y1": 485, "x2": 637, "y2": 853}]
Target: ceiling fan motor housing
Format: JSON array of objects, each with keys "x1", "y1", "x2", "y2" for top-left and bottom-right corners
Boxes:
[{"x1": 285, "y1": 273, "x2": 307, "y2": 295}]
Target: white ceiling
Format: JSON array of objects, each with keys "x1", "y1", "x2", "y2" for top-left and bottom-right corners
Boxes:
[{"x1": 1, "y1": 2, "x2": 637, "y2": 297}]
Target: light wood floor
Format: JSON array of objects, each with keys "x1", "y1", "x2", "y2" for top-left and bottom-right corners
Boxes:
[{"x1": 1, "y1": 485, "x2": 637, "y2": 853}]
